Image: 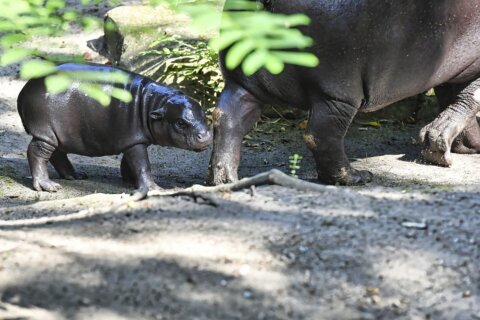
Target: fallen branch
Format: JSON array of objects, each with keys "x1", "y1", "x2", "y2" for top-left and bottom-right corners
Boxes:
[
  {"x1": 148, "y1": 169, "x2": 330, "y2": 197},
  {"x1": 0, "y1": 170, "x2": 331, "y2": 228}
]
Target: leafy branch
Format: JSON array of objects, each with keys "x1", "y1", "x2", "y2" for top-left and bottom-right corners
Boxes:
[
  {"x1": 152, "y1": 0, "x2": 319, "y2": 75},
  {"x1": 0, "y1": 0, "x2": 131, "y2": 105}
]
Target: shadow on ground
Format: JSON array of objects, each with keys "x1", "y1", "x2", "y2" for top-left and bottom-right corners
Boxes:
[{"x1": 0, "y1": 184, "x2": 478, "y2": 319}]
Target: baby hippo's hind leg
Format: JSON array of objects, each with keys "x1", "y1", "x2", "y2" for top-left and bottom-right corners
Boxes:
[
  {"x1": 27, "y1": 138, "x2": 62, "y2": 192},
  {"x1": 50, "y1": 150, "x2": 88, "y2": 180},
  {"x1": 120, "y1": 156, "x2": 135, "y2": 184}
]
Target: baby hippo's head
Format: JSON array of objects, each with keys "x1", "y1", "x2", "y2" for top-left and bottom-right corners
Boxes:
[{"x1": 149, "y1": 94, "x2": 212, "y2": 151}]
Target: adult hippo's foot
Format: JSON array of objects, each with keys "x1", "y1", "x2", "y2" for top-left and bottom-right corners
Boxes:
[
  {"x1": 207, "y1": 82, "x2": 263, "y2": 186},
  {"x1": 451, "y1": 116, "x2": 480, "y2": 154},
  {"x1": 304, "y1": 98, "x2": 372, "y2": 185},
  {"x1": 420, "y1": 79, "x2": 480, "y2": 166}
]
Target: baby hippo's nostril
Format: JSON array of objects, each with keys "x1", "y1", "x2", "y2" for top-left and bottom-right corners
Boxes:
[{"x1": 197, "y1": 130, "x2": 213, "y2": 143}]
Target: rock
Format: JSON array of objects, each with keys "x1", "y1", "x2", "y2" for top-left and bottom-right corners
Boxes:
[
  {"x1": 87, "y1": 5, "x2": 219, "y2": 69},
  {"x1": 242, "y1": 290, "x2": 253, "y2": 299},
  {"x1": 401, "y1": 220, "x2": 428, "y2": 230}
]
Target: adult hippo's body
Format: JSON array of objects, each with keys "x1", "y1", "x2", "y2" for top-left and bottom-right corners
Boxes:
[
  {"x1": 208, "y1": 0, "x2": 480, "y2": 185},
  {"x1": 18, "y1": 63, "x2": 212, "y2": 192}
]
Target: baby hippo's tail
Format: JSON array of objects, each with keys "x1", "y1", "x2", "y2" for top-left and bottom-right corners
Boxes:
[
  {"x1": 17, "y1": 80, "x2": 34, "y2": 135},
  {"x1": 17, "y1": 78, "x2": 45, "y2": 134}
]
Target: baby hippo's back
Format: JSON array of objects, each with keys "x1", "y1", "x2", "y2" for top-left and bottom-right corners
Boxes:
[{"x1": 17, "y1": 64, "x2": 150, "y2": 156}]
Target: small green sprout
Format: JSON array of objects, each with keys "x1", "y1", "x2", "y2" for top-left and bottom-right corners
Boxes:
[{"x1": 289, "y1": 153, "x2": 303, "y2": 178}]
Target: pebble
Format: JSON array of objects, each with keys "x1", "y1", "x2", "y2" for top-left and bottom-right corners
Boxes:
[
  {"x1": 239, "y1": 264, "x2": 251, "y2": 276},
  {"x1": 401, "y1": 221, "x2": 428, "y2": 230},
  {"x1": 462, "y1": 290, "x2": 471, "y2": 298},
  {"x1": 242, "y1": 290, "x2": 253, "y2": 299}
]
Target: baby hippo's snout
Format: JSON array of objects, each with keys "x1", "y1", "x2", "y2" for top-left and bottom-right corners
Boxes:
[{"x1": 193, "y1": 128, "x2": 213, "y2": 151}]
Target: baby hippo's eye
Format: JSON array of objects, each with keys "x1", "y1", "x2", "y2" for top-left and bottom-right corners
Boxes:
[{"x1": 175, "y1": 119, "x2": 188, "y2": 130}]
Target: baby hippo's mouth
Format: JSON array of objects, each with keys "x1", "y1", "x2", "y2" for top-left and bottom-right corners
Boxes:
[
  {"x1": 190, "y1": 129, "x2": 212, "y2": 152},
  {"x1": 193, "y1": 145, "x2": 210, "y2": 152}
]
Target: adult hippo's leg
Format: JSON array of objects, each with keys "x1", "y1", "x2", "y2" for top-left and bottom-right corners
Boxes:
[
  {"x1": 50, "y1": 150, "x2": 88, "y2": 180},
  {"x1": 207, "y1": 82, "x2": 263, "y2": 185},
  {"x1": 420, "y1": 78, "x2": 480, "y2": 166},
  {"x1": 27, "y1": 138, "x2": 62, "y2": 192},
  {"x1": 122, "y1": 144, "x2": 161, "y2": 191},
  {"x1": 304, "y1": 98, "x2": 373, "y2": 185}
]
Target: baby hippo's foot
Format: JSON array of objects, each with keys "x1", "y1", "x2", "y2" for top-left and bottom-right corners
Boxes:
[
  {"x1": 135, "y1": 181, "x2": 163, "y2": 193},
  {"x1": 33, "y1": 178, "x2": 62, "y2": 192},
  {"x1": 132, "y1": 181, "x2": 163, "y2": 199},
  {"x1": 146, "y1": 181, "x2": 163, "y2": 191},
  {"x1": 62, "y1": 171, "x2": 88, "y2": 180}
]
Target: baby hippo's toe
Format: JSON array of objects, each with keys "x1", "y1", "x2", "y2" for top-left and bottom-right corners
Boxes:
[
  {"x1": 74, "y1": 171, "x2": 88, "y2": 180},
  {"x1": 63, "y1": 171, "x2": 88, "y2": 180}
]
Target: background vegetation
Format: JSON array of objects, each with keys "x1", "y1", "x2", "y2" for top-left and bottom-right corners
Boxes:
[{"x1": 0, "y1": 0, "x2": 318, "y2": 106}]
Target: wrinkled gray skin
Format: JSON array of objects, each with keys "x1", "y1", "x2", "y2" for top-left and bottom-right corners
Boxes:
[
  {"x1": 18, "y1": 63, "x2": 212, "y2": 192},
  {"x1": 208, "y1": 0, "x2": 480, "y2": 186}
]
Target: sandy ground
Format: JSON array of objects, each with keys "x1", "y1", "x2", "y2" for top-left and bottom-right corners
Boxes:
[{"x1": 0, "y1": 2, "x2": 479, "y2": 320}]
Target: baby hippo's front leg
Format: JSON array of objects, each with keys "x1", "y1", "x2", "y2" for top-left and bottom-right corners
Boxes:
[{"x1": 122, "y1": 144, "x2": 161, "y2": 192}]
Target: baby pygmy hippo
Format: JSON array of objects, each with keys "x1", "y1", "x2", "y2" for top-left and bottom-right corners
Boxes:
[{"x1": 17, "y1": 63, "x2": 212, "y2": 192}]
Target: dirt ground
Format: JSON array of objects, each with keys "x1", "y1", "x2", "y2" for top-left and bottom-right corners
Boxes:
[{"x1": 0, "y1": 2, "x2": 479, "y2": 320}]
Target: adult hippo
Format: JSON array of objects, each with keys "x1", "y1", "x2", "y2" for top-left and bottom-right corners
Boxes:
[
  {"x1": 207, "y1": 0, "x2": 480, "y2": 185},
  {"x1": 18, "y1": 63, "x2": 212, "y2": 192}
]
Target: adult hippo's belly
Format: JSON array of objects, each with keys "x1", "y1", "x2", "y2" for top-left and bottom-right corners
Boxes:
[{"x1": 207, "y1": 0, "x2": 480, "y2": 186}]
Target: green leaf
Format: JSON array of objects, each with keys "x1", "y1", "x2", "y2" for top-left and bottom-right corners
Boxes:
[
  {"x1": 82, "y1": 16, "x2": 100, "y2": 31},
  {"x1": 284, "y1": 14, "x2": 311, "y2": 27},
  {"x1": 1, "y1": 33, "x2": 27, "y2": 47},
  {"x1": 272, "y1": 51, "x2": 319, "y2": 68},
  {"x1": 46, "y1": 0, "x2": 65, "y2": 10},
  {"x1": 224, "y1": 0, "x2": 261, "y2": 11},
  {"x1": 241, "y1": 49, "x2": 267, "y2": 76},
  {"x1": 20, "y1": 59, "x2": 57, "y2": 79},
  {"x1": 225, "y1": 39, "x2": 256, "y2": 70},
  {"x1": 264, "y1": 53, "x2": 284, "y2": 74},
  {"x1": 209, "y1": 30, "x2": 244, "y2": 51},
  {"x1": 79, "y1": 83, "x2": 111, "y2": 106},
  {"x1": 0, "y1": 48, "x2": 32, "y2": 66},
  {"x1": 111, "y1": 87, "x2": 133, "y2": 103},
  {"x1": 45, "y1": 73, "x2": 72, "y2": 94},
  {"x1": 0, "y1": 1, "x2": 30, "y2": 19},
  {"x1": 104, "y1": 19, "x2": 117, "y2": 32},
  {"x1": 62, "y1": 11, "x2": 77, "y2": 21},
  {"x1": 66, "y1": 70, "x2": 130, "y2": 84}
]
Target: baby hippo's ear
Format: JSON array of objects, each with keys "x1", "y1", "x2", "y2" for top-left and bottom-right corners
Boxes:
[{"x1": 149, "y1": 107, "x2": 166, "y2": 120}]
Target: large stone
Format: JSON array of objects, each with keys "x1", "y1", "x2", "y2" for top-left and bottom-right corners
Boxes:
[{"x1": 87, "y1": 5, "x2": 219, "y2": 70}]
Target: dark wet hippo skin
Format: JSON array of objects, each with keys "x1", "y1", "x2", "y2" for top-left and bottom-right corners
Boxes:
[
  {"x1": 18, "y1": 63, "x2": 212, "y2": 192},
  {"x1": 208, "y1": 0, "x2": 480, "y2": 186}
]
